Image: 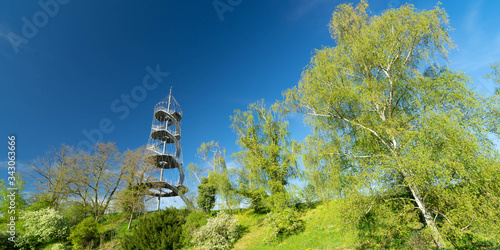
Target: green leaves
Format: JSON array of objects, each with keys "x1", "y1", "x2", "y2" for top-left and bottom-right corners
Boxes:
[
  {"x1": 231, "y1": 100, "x2": 300, "y2": 211},
  {"x1": 283, "y1": 1, "x2": 500, "y2": 248},
  {"x1": 197, "y1": 177, "x2": 216, "y2": 213},
  {"x1": 121, "y1": 209, "x2": 189, "y2": 250}
]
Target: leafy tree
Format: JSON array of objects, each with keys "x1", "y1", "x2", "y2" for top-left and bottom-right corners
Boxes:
[
  {"x1": 67, "y1": 142, "x2": 129, "y2": 218},
  {"x1": 28, "y1": 144, "x2": 77, "y2": 209},
  {"x1": 231, "y1": 100, "x2": 300, "y2": 211},
  {"x1": 485, "y1": 62, "x2": 500, "y2": 94},
  {"x1": 120, "y1": 209, "x2": 189, "y2": 250},
  {"x1": 197, "y1": 177, "x2": 216, "y2": 213},
  {"x1": 30, "y1": 142, "x2": 135, "y2": 219},
  {"x1": 188, "y1": 141, "x2": 240, "y2": 211},
  {"x1": 188, "y1": 141, "x2": 227, "y2": 183},
  {"x1": 116, "y1": 146, "x2": 157, "y2": 229},
  {"x1": 283, "y1": 1, "x2": 500, "y2": 248}
]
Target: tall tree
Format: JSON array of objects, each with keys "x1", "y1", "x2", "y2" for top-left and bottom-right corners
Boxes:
[
  {"x1": 231, "y1": 100, "x2": 300, "y2": 211},
  {"x1": 188, "y1": 141, "x2": 239, "y2": 211},
  {"x1": 117, "y1": 146, "x2": 158, "y2": 229},
  {"x1": 28, "y1": 144, "x2": 77, "y2": 209},
  {"x1": 69, "y1": 142, "x2": 128, "y2": 218},
  {"x1": 284, "y1": 1, "x2": 500, "y2": 248},
  {"x1": 197, "y1": 177, "x2": 216, "y2": 213}
]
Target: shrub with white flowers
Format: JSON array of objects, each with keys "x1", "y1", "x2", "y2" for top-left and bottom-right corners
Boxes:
[
  {"x1": 17, "y1": 207, "x2": 69, "y2": 248},
  {"x1": 191, "y1": 211, "x2": 241, "y2": 250}
]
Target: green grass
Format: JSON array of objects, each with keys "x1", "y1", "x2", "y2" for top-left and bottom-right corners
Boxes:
[
  {"x1": 87, "y1": 201, "x2": 356, "y2": 249},
  {"x1": 232, "y1": 201, "x2": 358, "y2": 250},
  {"x1": 4, "y1": 203, "x2": 356, "y2": 249}
]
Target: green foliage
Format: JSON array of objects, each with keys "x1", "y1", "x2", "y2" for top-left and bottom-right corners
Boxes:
[
  {"x1": 61, "y1": 203, "x2": 93, "y2": 227},
  {"x1": 67, "y1": 217, "x2": 99, "y2": 249},
  {"x1": 120, "y1": 209, "x2": 189, "y2": 250},
  {"x1": 283, "y1": 1, "x2": 500, "y2": 248},
  {"x1": 231, "y1": 100, "x2": 301, "y2": 211},
  {"x1": 0, "y1": 230, "x2": 16, "y2": 250},
  {"x1": 262, "y1": 207, "x2": 304, "y2": 243},
  {"x1": 0, "y1": 175, "x2": 27, "y2": 220},
  {"x1": 26, "y1": 193, "x2": 56, "y2": 212},
  {"x1": 192, "y1": 211, "x2": 241, "y2": 250},
  {"x1": 346, "y1": 193, "x2": 425, "y2": 248},
  {"x1": 181, "y1": 210, "x2": 209, "y2": 247},
  {"x1": 47, "y1": 242, "x2": 71, "y2": 250},
  {"x1": 15, "y1": 208, "x2": 69, "y2": 249},
  {"x1": 189, "y1": 141, "x2": 241, "y2": 211},
  {"x1": 197, "y1": 177, "x2": 216, "y2": 213},
  {"x1": 485, "y1": 62, "x2": 500, "y2": 94},
  {"x1": 238, "y1": 188, "x2": 268, "y2": 213}
]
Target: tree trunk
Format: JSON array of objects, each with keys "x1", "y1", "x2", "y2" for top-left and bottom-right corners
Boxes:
[
  {"x1": 127, "y1": 207, "x2": 135, "y2": 230},
  {"x1": 407, "y1": 183, "x2": 446, "y2": 248}
]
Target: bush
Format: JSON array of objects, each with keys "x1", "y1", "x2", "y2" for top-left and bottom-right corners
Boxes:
[
  {"x1": 67, "y1": 217, "x2": 99, "y2": 249},
  {"x1": 62, "y1": 203, "x2": 93, "y2": 227},
  {"x1": 192, "y1": 211, "x2": 241, "y2": 250},
  {"x1": 181, "y1": 210, "x2": 209, "y2": 247},
  {"x1": 197, "y1": 177, "x2": 216, "y2": 213},
  {"x1": 120, "y1": 208, "x2": 189, "y2": 250},
  {"x1": 0, "y1": 231, "x2": 16, "y2": 250},
  {"x1": 16, "y1": 208, "x2": 69, "y2": 249},
  {"x1": 263, "y1": 207, "x2": 303, "y2": 243},
  {"x1": 26, "y1": 194, "x2": 56, "y2": 212},
  {"x1": 47, "y1": 242, "x2": 71, "y2": 250}
]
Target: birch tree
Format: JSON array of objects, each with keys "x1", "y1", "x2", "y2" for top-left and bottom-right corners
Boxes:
[
  {"x1": 284, "y1": 1, "x2": 500, "y2": 248},
  {"x1": 231, "y1": 100, "x2": 300, "y2": 211},
  {"x1": 188, "y1": 141, "x2": 239, "y2": 211}
]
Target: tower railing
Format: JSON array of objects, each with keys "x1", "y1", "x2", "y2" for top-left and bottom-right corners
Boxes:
[{"x1": 145, "y1": 88, "x2": 193, "y2": 209}]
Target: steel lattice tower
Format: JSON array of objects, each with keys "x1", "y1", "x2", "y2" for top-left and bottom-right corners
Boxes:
[{"x1": 145, "y1": 88, "x2": 192, "y2": 209}]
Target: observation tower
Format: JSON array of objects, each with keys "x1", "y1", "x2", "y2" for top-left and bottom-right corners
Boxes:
[{"x1": 145, "y1": 87, "x2": 192, "y2": 209}]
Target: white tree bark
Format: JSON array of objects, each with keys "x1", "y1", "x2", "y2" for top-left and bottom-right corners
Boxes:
[{"x1": 406, "y1": 175, "x2": 446, "y2": 248}]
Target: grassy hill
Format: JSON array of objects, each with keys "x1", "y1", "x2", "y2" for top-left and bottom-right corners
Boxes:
[
  {"x1": 33, "y1": 201, "x2": 358, "y2": 250},
  {"x1": 232, "y1": 202, "x2": 357, "y2": 250}
]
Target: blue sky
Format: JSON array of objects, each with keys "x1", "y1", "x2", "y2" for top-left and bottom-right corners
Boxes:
[{"x1": 1, "y1": 0, "x2": 499, "y2": 208}]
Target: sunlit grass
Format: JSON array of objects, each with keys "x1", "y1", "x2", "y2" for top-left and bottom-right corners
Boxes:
[{"x1": 232, "y1": 201, "x2": 358, "y2": 250}]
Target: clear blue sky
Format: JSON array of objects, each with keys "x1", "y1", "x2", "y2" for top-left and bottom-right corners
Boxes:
[{"x1": 1, "y1": 0, "x2": 499, "y2": 207}]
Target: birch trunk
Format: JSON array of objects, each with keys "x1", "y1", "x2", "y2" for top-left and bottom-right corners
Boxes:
[
  {"x1": 127, "y1": 207, "x2": 135, "y2": 230},
  {"x1": 407, "y1": 182, "x2": 446, "y2": 248}
]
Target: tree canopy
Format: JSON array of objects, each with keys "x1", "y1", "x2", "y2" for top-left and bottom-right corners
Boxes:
[
  {"x1": 283, "y1": 1, "x2": 500, "y2": 248},
  {"x1": 231, "y1": 100, "x2": 301, "y2": 211}
]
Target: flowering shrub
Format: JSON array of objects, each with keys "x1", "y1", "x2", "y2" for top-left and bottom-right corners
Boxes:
[
  {"x1": 263, "y1": 207, "x2": 303, "y2": 243},
  {"x1": 192, "y1": 211, "x2": 241, "y2": 250},
  {"x1": 16, "y1": 208, "x2": 69, "y2": 248}
]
